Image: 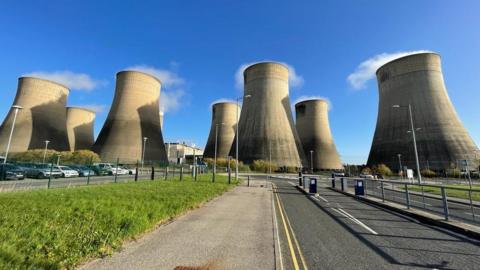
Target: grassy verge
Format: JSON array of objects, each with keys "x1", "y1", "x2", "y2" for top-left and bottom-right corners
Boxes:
[
  {"x1": 407, "y1": 185, "x2": 480, "y2": 201},
  {"x1": 0, "y1": 174, "x2": 235, "y2": 270}
]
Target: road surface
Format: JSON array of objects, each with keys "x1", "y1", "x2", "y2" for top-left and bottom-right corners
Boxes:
[{"x1": 271, "y1": 177, "x2": 480, "y2": 270}]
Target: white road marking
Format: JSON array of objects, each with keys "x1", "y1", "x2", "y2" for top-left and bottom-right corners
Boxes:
[
  {"x1": 288, "y1": 181, "x2": 296, "y2": 186},
  {"x1": 333, "y1": 208, "x2": 378, "y2": 235},
  {"x1": 317, "y1": 195, "x2": 329, "y2": 202}
]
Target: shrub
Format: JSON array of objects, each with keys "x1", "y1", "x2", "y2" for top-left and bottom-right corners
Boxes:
[
  {"x1": 250, "y1": 160, "x2": 278, "y2": 173},
  {"x1": 374, "y1": 164, "x2": 392, "y2": 176},
  {"x1": 10, "y1": 149, "x2": 100, "y2": 165},
  {"x1": 361, "y1": 167, "x2": 372, "y2": 174},
  {"x1": 421, "y1": 168, "x2": 436, "y2": 178}
]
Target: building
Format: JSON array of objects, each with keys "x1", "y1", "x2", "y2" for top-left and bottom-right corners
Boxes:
[
  {"x1": 367, "y1": 52, "x2": 479, "y2": 171},
  {"x1": 203, "y1": 102, "x2": 239, "y2": 159},
  {"x1": 231, "y1": 62, "x2": 306, "y2": 167},
  {"x1": 92, "y1": 70, "x2": 168, "y2": 163},
  {"x1": 165, "y1": 142, "x2": 203, "y2": 164},
  {"x1": 66, "y1": 107, "x2": 95, "y2": 151},
  {"x1": 0, "y1": 77, "x2": 70, "y2": 152},
  {"x1": 295, "y1": 99, "x2": 343, "y2": 171}
]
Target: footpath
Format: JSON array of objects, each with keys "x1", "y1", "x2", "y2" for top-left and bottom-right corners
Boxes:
[{"x1": 79, "y1": 180, "x2": 276, "y2": 270}]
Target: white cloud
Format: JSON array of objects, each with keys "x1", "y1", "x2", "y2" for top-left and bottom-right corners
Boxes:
[
  {"x1": 293, "y1": 96, "x2": 333, "y2": 111},
  {"x1": 23, "y1": 70, "x2": 106, "y2": 91},
  {"x1": 347, "y1": 50, "x2": 432, "y2": 90},
  {"x1": 235, "y1": 61, "x2": 304, "y2": 89},
  {"x1": 125, "y1": 64, "x2": 187, "y2": 114},
  {"x1": 75, "y1": 104, "x2": 107, "y2": 113},
  {"x1": 125, "y1": 65, "x2": 184, "y2": 87}
]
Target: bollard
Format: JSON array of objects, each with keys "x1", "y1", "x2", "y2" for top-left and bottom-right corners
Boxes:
[
  {"x1": 180, "y1": 167, "x2": 184, "y2": 181},
  {"x1": 228, "y1": 167, "x2": 231, "y2": 184},
  {"x1": 332, "y1": 177, "x2": 336, "y2": 189},
  {"x1": 247, "y1": 175, "x2": 250, "y2": 187},
  {"x1": 194, "y1": 167, "x2": 198, "y2": 181},
  {"x1": 405, "y1": 184, "x2": 410, "y2": 209},
  {"x1": 298, "y1": 171, "x2": 303, "y2": 186},
  {"x1": 309, "y1": 178, "x2": 317, "y2": 193},
  {"x1": 165, "y1": 167, "x2": 169, "y2": 180},
  {"x1": 341, "y1": 177, "x2": 345, "y2": 191},
  {"x1": 87, "y1": 159, "x2": 92, "y2": 185},
  {"x1": 441, "y1": 187, "x2": 449, "y2": 221},
  {"x1": 151, "y1": 166, "x2": 154, "y2": 180},
  {"x1": 134, "y1": 161, "x2": 139, "y2": 182}
]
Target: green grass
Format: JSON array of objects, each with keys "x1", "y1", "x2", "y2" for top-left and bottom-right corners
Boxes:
[
  {"x1": 0, "y1": 174, "x2": 235, "y2": 270},
  {"x1": 407, "y1": 184, "x2": 480, "y2": 201}
]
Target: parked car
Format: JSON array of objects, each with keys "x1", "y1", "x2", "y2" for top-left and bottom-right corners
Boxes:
[
  {"x1": 25, "y1": 164, "x2": 62, "y2": 179},
  {"x1": 359, "y1": 173, "x2": 375, "y2": 179},
  {"x1": 55, "y1": 166, "x2": 80, "y2": 178},
  {"x1": 69, "y1": 165, "x2": 95, "y2": 177},
  {"x1": 0, "y1": 164, "x2": 25, "y2": 180},
  {"x1": 93, "y1": 163, "x2": 128, "y2": 175}
]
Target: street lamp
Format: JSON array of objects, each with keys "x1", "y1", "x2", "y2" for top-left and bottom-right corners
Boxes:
[
  {"x1": 3, "y1": 105, "x2": 23, "y2": 164},
  {"x1": 310, "y1": 150, "x2": 314, "y2": 174},
  {"x1": 213, "y1": 123, "x2": 224, "y2": 183},
  {"x1": 397, "y1": 154, "x2": 403, "y2": 180},
  {"x1": 235, "y1": 94, "x2": 251, "y2": 180},
  {"x1": 142, "y1": 137, "x2": 148, "y2": 170},
  {"x1": 393, "y1": 104, "x2": 422, "y2": 183},
  {"x1": 43, "y1": 140, "x2": 50, "y2": 163}
]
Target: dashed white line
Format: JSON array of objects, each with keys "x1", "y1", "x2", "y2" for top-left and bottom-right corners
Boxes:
[
  {"x1": 333, "y1": 208, "x2": 378, "y2": 235},
  {"x1": 317, "y1": 195, "x2": 329, "y2": 202}
]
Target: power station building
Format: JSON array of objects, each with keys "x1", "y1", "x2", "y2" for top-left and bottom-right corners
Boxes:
[
  {"x1": 92, "y1": 71, "x2": 168, "y2": 163},
  {"x1": 204, "y1": 102, "x2": 239, "y2": 159},
  {"x1": 367, "y1": 52, "x2": 479, "y2": 171},
  {"x1": 0, "y1": 77, "x2": 70, "y2": 152},
  {"x1": 295, "y1": 99, "x2": 343, "y2": 171},
  {"x1": 66, "y1": 107, "x2": 95, "y2": 151},
  {"x1": 231, "y1": 62, "x2": 306, "y2": 167}
]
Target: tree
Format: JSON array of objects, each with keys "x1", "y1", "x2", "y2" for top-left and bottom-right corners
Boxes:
[{"x1": 374, "y1": 164, "x2": 392, "y2": 176}]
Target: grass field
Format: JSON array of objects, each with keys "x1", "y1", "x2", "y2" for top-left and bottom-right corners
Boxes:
[
  {"x1": 407, "y1": 184, "x2": 480, "y2": 201},
  {"x1": 0, "y1": 174, "x2": 235, "y2": 270}
]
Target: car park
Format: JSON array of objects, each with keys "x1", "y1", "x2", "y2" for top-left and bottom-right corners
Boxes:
[
  {"x1": 0, "y1": 164, "x2": 25, "y2": 180},
  {"x1": 25, "y1": 164, "x2": 62, "y2": 179},
  {"x1": 55, "y1": 166, "x2": 80, "y2": 178},
  {"x1": 69, "y1": 165, "x2": 96, "y2": 177}
]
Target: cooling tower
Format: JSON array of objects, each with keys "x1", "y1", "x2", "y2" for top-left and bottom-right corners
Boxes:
[
  {"x1": 66, "y1": 107, "x2": 95, "y2": 151},
  {"x1": 367, "y1": 52, "x2": 479, "y2": 171},
  {"x1": 92, "y1": 71, "x2": 168, "y2": 163},
  {"x1": 0, "y1": 77, "x2": 70, "y2": 152},
  {"x1": 231, "y1": 62, "x2": 306, "y2": 167},
  {"x1": 295, "y1": 99, "x2": 343, "y2": 170},
  {"x1": 203, "y1": 102, "x2": 239, "y2": 159}
]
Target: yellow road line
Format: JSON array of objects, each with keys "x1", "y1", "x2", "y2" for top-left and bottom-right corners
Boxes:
[
  {"x1": 282, "y1": 200, "x2": 309, "y2": 270},
  {"x1": 273, "y1": 184, "x2": 300, "y2": 270}
]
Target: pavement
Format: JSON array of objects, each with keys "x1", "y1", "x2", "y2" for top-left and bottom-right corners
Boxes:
[
  {"x1": 270, "y1": 177, "x2": 480, "y2": 270},
  {"x1": 79, "y1": 179, "x2": 276, "y2": 270}
]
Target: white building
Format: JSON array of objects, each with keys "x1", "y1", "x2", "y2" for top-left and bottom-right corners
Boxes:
[{"x1": 165, "y1": 142, "x2": 203, "y2": 164}]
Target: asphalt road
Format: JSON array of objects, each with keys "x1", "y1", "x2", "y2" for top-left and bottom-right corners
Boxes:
[
  {"x1": 335, "y1": 180, "x2": 480, "y2": 225},
  {"x1": 271, "y1": 177, "x2": 480, "y2": 270}
]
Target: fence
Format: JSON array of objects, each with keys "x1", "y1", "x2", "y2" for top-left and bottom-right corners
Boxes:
[{"x1": 331, "y1": 177, "x2": 480, "y2": 226}]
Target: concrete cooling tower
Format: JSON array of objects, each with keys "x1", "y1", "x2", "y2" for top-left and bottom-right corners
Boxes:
[
  {"x1": 0, "y1": 77, "x2": 70, "y2": 152},
  {"x1": 66, "y1": 107, "x2": 95, "y2": 151},
  {"x1": 92, "y1": 71, "x2": 168, "y2": 163},
  {"x1": 295, "y1": 99, "x2": 343, "y2": 170},
  {"x1": 231, "y1": 62, "x2": 306, "y2": 167},
  {"x1": 203, "y1": 102, "x2": 239, "y2": 159},
  {"x1": 367, "y1": 52, "x2": 479, "y2": 171}
]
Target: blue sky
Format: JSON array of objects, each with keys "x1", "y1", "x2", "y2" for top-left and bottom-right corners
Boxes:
[{"x1": 0, "y1": 0, "x2": 479, "y2": 164}]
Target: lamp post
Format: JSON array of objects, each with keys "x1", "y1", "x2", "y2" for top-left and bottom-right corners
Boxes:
[
  {"x1": 397, "y1": 154, "x2": 403, "y2": 180},
  {"x1": 43, "y1": 140, "x2": 50, "y2": 163},
  {"x1": 3, "y1": 105, "x2": 23, "y2": 164},
  {"x1": 142, "y1": 137, "x2": 148, "y2": 170},
  {"x1": 393, "y1": 104, "x2": 422, "y2": 183},
  {"x1": 235, "y1": 94, "x2": 251, "y2": 181},
  {"x1": 310, "y1": 150, "x2": 314, "y2": 174},
  {"x1": 213, "y1": 123, "x2": 224, "y2": 183}
]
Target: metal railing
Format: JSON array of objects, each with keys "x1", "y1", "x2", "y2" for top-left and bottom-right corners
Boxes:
[{"x1": 331, "y1": 177, "x2": 479, "y2": 225}]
